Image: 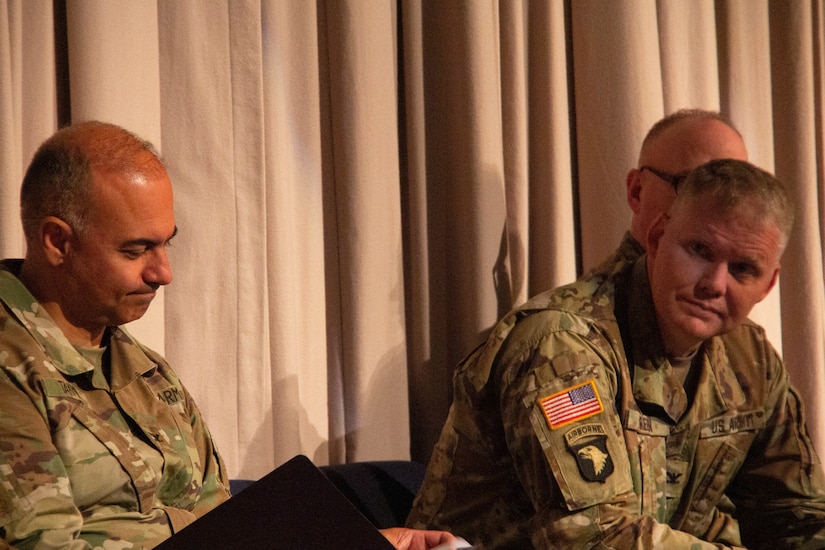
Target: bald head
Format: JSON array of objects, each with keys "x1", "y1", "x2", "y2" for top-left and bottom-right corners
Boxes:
[
  {"x1": 20, "y1": 121, "x2": 166, "y2": 244},
  {"x1": 627, "y1": 110, "x2": 749, "y2": 245},
  {"x1": 638, "y1": 110, "x2": 748, "y2": 171}
]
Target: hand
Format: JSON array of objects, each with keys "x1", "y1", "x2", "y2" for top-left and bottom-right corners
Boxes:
[{"x1": 379, "y1": 527, "x2": 457, "y2": 550}]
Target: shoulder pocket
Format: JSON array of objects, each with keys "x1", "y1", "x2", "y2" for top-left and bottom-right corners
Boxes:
[{"x1": 526, "y1": 365, "x2": 634, "y2": 511}]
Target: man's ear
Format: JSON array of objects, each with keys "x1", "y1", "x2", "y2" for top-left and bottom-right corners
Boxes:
[
  {"x1": 40, "y1": 217, "x2": 74, "y2": 266},
  {"x1": 646, "y1": 213, "x2": 668, "y2": 257},
  {"x1": 626, "y1": 168, "x2": 643, "y2": 214},
  {"x1": 758, "y1": 267, "x2": 781, "y2": 303}
]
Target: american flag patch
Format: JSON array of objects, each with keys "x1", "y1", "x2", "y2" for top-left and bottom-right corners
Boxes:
[{"x1": 540, "y1": 379, "x2": 603, "y2": 430}]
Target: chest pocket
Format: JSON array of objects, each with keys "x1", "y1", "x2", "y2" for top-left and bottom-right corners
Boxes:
[
  {"x1": 526, "y1": 365, "x2": 634, "y2": 511},
  {"x1": 670, "y1": 411, "x2": 765, "y2": 534},
  {"x1": 41, "y1": 378, "x2": 161, "y2": 511},
  {"x1": 622, "y1": 409, "x2": 672, "y2": 520}
]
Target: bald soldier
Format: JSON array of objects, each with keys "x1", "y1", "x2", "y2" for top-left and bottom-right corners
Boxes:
[{"x1": 599, "y1": 109, "x2": 749, "y2": 273}]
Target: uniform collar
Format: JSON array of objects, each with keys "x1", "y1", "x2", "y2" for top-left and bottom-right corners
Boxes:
[{"x1": 589, "y1": 232, "x2": 645, "y2": 278}]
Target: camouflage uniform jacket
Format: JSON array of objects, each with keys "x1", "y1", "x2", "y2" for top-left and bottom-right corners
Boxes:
[
  {"x1": 0, "y1": 260, "x2": 230, "y2": 549},
  {"x1": 406, "y1": 252, "x2": 825, "y2": 549},
  {"x1": 589, "y1": 232, "x2": 644, "y2": 279}
]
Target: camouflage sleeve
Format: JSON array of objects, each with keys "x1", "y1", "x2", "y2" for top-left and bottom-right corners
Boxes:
[
  {"x1": 725, "y1": 342, "x2": 825, "y2": 548},
  {"x1": 0, "y1": 369, "x2": 92, "y2": 549},
  {"x1": 499, "y1": 328, "x2": 744, "y2": 549}
]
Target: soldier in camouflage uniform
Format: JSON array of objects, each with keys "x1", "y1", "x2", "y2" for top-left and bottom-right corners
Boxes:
[
  {"x1": 0, "y1": 121, "x2": 232, "y2": 549},
  {"x1": 406, "y1": 159, "x2": 825, "y2": 548}
]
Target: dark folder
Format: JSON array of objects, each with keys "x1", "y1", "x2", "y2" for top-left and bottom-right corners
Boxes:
[{"x1": 156, "y1": 454, "x2": 396, "y2": 549}]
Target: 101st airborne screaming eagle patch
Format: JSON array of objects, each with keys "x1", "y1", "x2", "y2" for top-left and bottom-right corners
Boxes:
[{"x1": 564, "y1": 423, "x2": 614, "y2": 482}]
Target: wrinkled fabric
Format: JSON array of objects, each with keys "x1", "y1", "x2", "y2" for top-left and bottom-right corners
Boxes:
[
  {"x1": 407, "y1": 238, "x2": 825, "y2": 549},
  {"x1": 0, "y1": 260, "x2": 230, "y2": 549}
]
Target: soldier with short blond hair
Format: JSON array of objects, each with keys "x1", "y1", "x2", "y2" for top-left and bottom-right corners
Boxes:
[{"x1": 407, "y1": 159, "x2": 825, "y2": 548}]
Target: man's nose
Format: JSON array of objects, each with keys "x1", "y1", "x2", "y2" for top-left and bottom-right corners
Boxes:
[
  {"x1": 697, "y1": 262, "x2": 726, "y2": 297},
  {"x1": 145, "y1": 247, "x2": 173, "y2": 286}
]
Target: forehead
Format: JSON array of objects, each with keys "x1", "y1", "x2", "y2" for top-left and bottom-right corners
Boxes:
[
  {"x1": 669, "y1": 196, "x2": 783, "y2": 263},
  {"x1": 87, "y1": 167, "x2": 175, "y2": 236}
]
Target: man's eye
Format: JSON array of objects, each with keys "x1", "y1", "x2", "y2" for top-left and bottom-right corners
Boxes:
[
  {"x1": 730, "y1": 262, "x2": 759, "y2": 279},
  {"x1": 122, "y1": 248, "x2": 146, "y2": 259},
  {"x1": 689, "y1": 242, "x2": 712, "y2": 260}
]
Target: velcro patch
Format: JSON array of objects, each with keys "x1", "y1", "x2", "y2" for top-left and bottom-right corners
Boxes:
[
  {"x1": 157, "y1": 385, "x2": 184, "y2": 406},
  {"x1": 539, "y1": 379, "x2": 603, "y2": 430},
  {"x1": 699, "y1": 411, "x2": 765, "y2": 437},
  {"x1": 41, "y1": 378, "x2": 81, "y2": 400},
  {"x1": 565, "y1": 423, "x2": 614, "y2": 482}
]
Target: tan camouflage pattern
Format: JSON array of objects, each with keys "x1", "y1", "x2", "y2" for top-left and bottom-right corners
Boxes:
[
  {"x1": 407, "y1": 237, "x2": 825, "y2": 549},
  {"x1": 0, "y1": 260, "x2": 230, "y2": 549},
  {"x1": 588, "y1": 231, "x2": 646, "y2": 280}
]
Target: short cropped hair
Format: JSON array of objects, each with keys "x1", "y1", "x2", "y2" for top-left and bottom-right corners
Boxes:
[
  {"x1": 20, "y1": 121, "x2": 164, "y2": 242},
  {"x1": 674, "y1": 158, "x2": 795, "y2": 250}
]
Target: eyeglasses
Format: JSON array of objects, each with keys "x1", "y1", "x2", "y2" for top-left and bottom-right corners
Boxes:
[{"x1": 639, "y1": 165, "x2": 688, "y2": 190}]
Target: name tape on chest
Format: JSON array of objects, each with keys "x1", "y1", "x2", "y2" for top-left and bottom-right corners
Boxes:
[
  {"x1": 41, "y1": 378, "x2": 81, "y2": 399},
  {"x1": 699, "y1": 411, "x2": 765, "y2": 437},
  {"x1": 157, "y1": 386, "x2": 184, "y2": 406},
  {"x1": 540, "y1": 379, "x2": 604, "y2": 430}
]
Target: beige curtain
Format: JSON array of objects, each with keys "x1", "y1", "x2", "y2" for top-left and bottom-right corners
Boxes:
[{"x1": 2, "y1": 0, "x2": 823, "y2": 480}]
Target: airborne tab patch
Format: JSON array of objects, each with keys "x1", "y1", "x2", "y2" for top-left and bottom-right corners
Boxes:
[{"x1": 539, "y1": 379, "x2": 603, "y2": 430}]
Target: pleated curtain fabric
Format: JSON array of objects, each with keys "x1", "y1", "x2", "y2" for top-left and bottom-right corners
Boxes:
[{"x1": 1, "y1": 0, "x2": 823, "y2": 480}]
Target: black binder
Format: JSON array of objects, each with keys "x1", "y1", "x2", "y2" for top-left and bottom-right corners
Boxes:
[{"x1": 156, "y1": 454, "x2": 396, "y2": 549}]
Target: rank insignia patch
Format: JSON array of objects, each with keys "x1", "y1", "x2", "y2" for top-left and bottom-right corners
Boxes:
[
  {"x1": 565, "y1": 423, "x2": 614, "y2": 482},
  {"x1": 539, "y1": 379, "x2": 603, "y2": 430}
]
